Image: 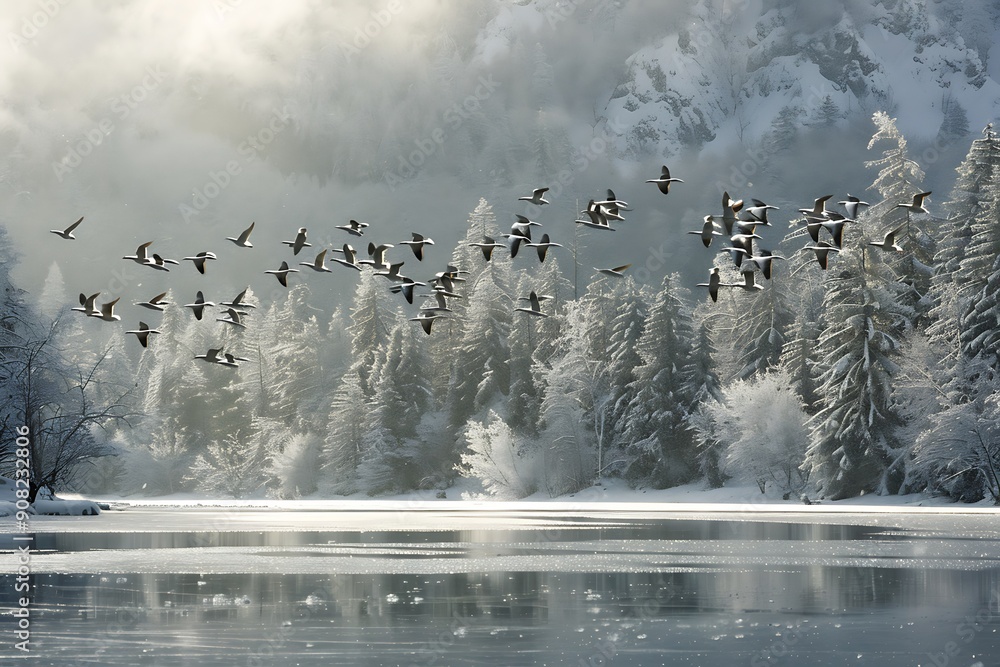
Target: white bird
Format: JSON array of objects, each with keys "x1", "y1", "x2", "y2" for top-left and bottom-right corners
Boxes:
[
  {"x1": 335, "y1": 219, "x2": 369, "y2": 237},
  {"x1": 514, "y1": 291, "x2": 548, "y2": 317},
  {"x1": 183, "y1": 291, "x2": 215, "y2": 320},
  {"x1": 595, "y1": 264, "x2": 631, "y2": 278},
  {"x1": 359, "y1": 242, "x2": 394, "y2": 271},
  {"x1": 469, "y1": 236, "x2": 506, "y2": 261},
  {"x1": 514, "y1": 214, "x2": 542, "y2": 229},
  {"x1": 282, "y1": 228, "x2": 312, "y2": 255},
  {"x1": 586, "y1": 199, "x2": 625, "y2": 221},
  {"x1": 799, "y1": 194, "x2": 834, "y2": 218},
  {"x1": 524, "y1": 233, "x2": 562, "y2": 262},
  {"x1": 50, "y1": 216, "x2": 83, "y2": 240},
  {"x1": 731, "y1": 269, "x2": 764, "y2": 292},
  {"x1": 743, "y1": 199, "x2": 778, "y2": 224},
  {"x1": 375, "y1": 261, "x2": 407, "y2": 283},
  {"x1": 332, "y1": 244, "x2": 362, "y2": 271},
  {"x1": 400, "y1": 233, "x2": 435, "y2": 261},
  {"x1": 226, "y1": 221, "x2": 255, "y2": 248},
  {"x1": 409, "y1": 310, "x2": 446, "y2": 335},
  {"x1": 896, "y1": 191, "x2": 932, "y2": 215},
  {"x1": 220, "y1": 288, "x2": 256, "y2": 310},
  {"x1": 687, "y1": 216, "x2": 723, "y2": 247},
  {"x1": 195, "y1": 348, "x2": 224, "y2": 364},
  {"x1": 390, "y1": 277, "x2": 427, "y2": 304},
  {"x1": 123, "y1": 241, "x2": 154, "y2": 264},
  {"x1": 518, "y1": 187, "x2": 550, "y2": 206},
  {"x1": 135, "y1": 292, "x2": 170, "y2": 311},
  {"x1": 696, "y1": 267, "x2": 726, "y2": 303},
  {"x1": 646, "y1": 165, "x2": 683, "y2": 195},
  {"x1": 144, "y1": 253, "x2": 178, "y2": 272},
  {"x1": 183, "y1": 251, "x2": 218, "y2": 274},
  {"x1": 300, "y1": 248, "x2": 333, "y2": 272},
  {"x1": 721, "y1": 191, "x2": 743, "y2": 235},
  {"x1": 420, "y1": 290, "x2": 452, "y2": 313},
  {"x1": 216, "y1": 307, "x2": 247, "y2": 328},
  {"x1": 869, "y1": 226, "x2": 904, "y2": 253},
  {"x1": 838, "y1": 195, "x2": 870, "y2": 221},
  {"x1": 90, "y1": 297, "x2": 121, "y2": 322},
  {"x1": 575, "y1": 207, "x2": 614, "y2": 231},
  {"x1": 720, "y1": 246, "x2": 749, "y2": 268},
  {"x1": 744, "y1": 249, "x2": 786, "y2": 280},
  {"x1": 265, "y1": 261, "x2": 299, "y2": 287},
  {"x1": 126, "y1": 321, "x2": 161, "y2": 347},
  {"x1": 804, "y1": 242, "x2": 840, "y2": 270},
  {"x1": 72, "y1": 292, "x2": 101, "y2": 316}
]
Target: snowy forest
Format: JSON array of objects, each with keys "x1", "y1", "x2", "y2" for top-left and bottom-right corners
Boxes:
[{"x1": 2, "y1": 112, "x2": 1000, "y2": 504}]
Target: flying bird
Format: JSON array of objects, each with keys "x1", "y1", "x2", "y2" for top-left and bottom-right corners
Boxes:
[
  {"x1": 361, "y1": 243, "x2": 394, "y2": 271},
  {"x1": 331, "y1": 244, "x2": 362, "y2": 270},
  {"x1": 721, "y1": 191, "x2": 743, "y2": 235},
  {"x1": 183, "y1": 291, "x2": 215, "y2": 320},
  {"x1": 126, "y1": 321, "x2": 161, "y2": 348},
  {"x1": 282, "y1": 228, "x2": 312, "y2": 255},
  {"x1": 226, "y1": 221, "x2": 255, "y2": 248},
  {"x1": 646, "y1": 165, "x2": 683, "y2": 195},
  {"x1": 410, "y1": 310, "x2": 446, "y2": 335},
  {"x1": 220, "y1": 288, "x2": 256, "y2": 310},
  {"x1": 90, "y1": 297, "x2": 121, "y2": 322},
  {"x1": 72, "y1": 292, "x2": 101, "y2": 317},
  {"x1": 145, "y1": 253, "x2": 179, "y2": 272},
  {"x1": 216, "y1": 307, "x2": 247, "y2": 328},
  {"x1": 799, "y1": 194, "x2": 834, "y2": 218},
  {"x1": 575, "y1": 207, "x2": 614, "y2": 231},
  {"x1": 265, "y1": 261, "x2": 299, "y2": 287},
  {"x1": 336, "y1": 219, "x2": 369, "y2": 237},
  {"x1": 838, "y1": 195, "x2": 870, "y2": 221},
  {"x1": 743, "y1": 249, "x2": 786, "y2": 280},
  {"x1": 518, "y1": 187, "x2": 550, "y2": 205},
  {"x1": 743, "y1": 199, "x2": 778, "y2": 225},
  {"x1": 123, "y1": 241, "x2": 154, "y2": 265},
  {"x1": 514, "y1": 291, "x2": 548, "y2": 317},
  {"x1": 300, "y1": 248, "x2": 333, "y2": 272},
  {"x1": 896, "y1": 191, "x2": 932, "y2": 215},
  {"x1": 595, "y1": 264, "x2": 631, "y2": 278},
  {"x1": 524, "y1": 233, "x2": 562, "y2": 262},
  {"x1": 50, "y1": 216, "x2": 84, "y2": 240},
  {"x1": 697, "y1": 267, "x2": 725, "y2": 302},
  {"x1": 183, "y1": 251, "x2": 218, "y2": 275},
  {"x1": 135, "y1": 292, "x2": 170, "y2": 311},
  {"x1": 688, "y1": 216, "x2": 723, "y2": 247},
  {"x1": 400, "y1": 233, "x2": 435, "y2": 261},
  {"x1": 869, "y1": 226, "x2": 904, "y2": 253},
  {"x1": 469, "y1": 236, "x2": 506, "y2": 261},
  {"x1": 804, "y1": 242, "x2": 840, "y2": 270},
  {"x1": 730, "y1": 269, "x2": 764, "y2": 292}
]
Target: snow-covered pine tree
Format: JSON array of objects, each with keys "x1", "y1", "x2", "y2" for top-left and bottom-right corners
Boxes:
[
  {"x1": 346, "y1": 267, "x2": 396, "y2": 398},
  {"x1": 804, "y1": 245, "x2": 913, "y2": 499},
  {"x1": 863, "y1": 111, "x2": 933, "y2": 324},
  {"x1": 619, "y1": 274, "x2": 698, "y2": 488},
  {"x1": 322, "y1": 370, "x2": 370, "y2": 495},
  {"x1": 507, "y1": 272, "x2": 541, "y2": 434},
  {"x1": 604, "y1": 278, "x2": 648, "y2": 457},
  {"x1": 448, "y1": 248, "x2": 513, "y2": 429}
]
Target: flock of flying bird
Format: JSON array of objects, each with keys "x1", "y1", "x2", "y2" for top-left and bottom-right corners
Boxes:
[
  {"x1": 692, "y1": 188, "x2": 929, "y2": 302},
  {"x1": 47, "y1": 163, "x2": 930, "y2": 368}
]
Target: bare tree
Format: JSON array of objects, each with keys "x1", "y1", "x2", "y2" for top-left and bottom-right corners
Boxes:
[{"x1": 1, "y1": 319, "x2": 133, "y2": 503}]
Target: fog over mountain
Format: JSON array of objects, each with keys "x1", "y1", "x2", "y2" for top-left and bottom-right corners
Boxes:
[{"x1": 1, "y1": 0, "x2": 998, "y2": 323}]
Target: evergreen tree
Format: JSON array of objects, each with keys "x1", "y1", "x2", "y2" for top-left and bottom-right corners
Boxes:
[
  {"x1": 863, "y1": 111, "x2": 932, "y2": 324},
  {"x1": 346, "y1": 267, "x2": 396, "y2": 397},
  {"x1": 619, "y1": 274, "x2": 698, "y2": 488},
  {"x1": 805, "y1": 248, "x2": 912, "y2": 499},
  {"x1": 605, "y1": 278, "x2": 648, "y2": 453}
]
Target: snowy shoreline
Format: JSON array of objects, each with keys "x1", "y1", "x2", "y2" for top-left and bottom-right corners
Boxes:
[{"x1": 6, "y1": 478, "x2": 999, "y2": 518}]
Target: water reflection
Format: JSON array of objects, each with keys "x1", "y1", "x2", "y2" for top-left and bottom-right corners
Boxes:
[
  {"x1": 3, "y1": 566, "x2": 1000, "y2": 665},
  {"x1": 2, "y1": 514, "x2": 1000, "y2": 666}
]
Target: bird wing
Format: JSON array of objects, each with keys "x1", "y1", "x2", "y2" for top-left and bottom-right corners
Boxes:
[{"x1": 237, "y1": 221, "x2": 255, "y2": 243}]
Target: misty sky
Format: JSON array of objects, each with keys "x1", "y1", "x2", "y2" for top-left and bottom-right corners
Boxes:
[{"x1": 1, "y1": 0, "x2": 995, "y2": 333}]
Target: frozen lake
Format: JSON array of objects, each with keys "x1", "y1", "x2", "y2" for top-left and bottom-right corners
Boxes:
[{"x1": 2, "y1": 504, "x2": 1000, "y2": 666}]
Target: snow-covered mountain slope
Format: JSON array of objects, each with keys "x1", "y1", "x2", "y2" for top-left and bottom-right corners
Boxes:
[{"x1": 474, "y1": 0, "x2": 1000, "y2": 160}]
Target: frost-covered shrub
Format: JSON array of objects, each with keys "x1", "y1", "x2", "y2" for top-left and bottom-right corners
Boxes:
[
  {"x1": 270, "y1": 432, "x2": 322, "y2": 499},
  {"x1": 458, "y1": 411, "x2": 539, "y2": 499},
  {"x1": 711, "y1": 370, "x2": 810, "y2": 495}
]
